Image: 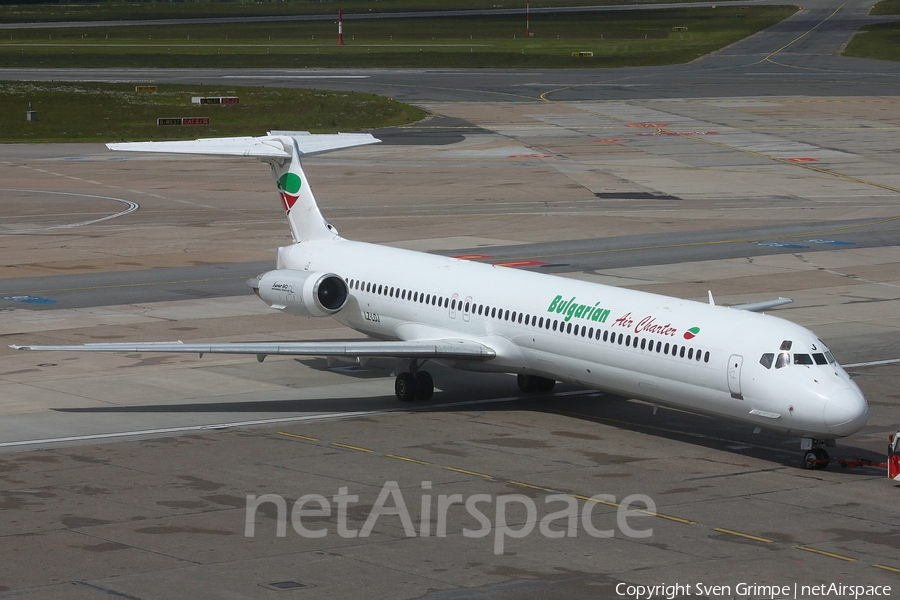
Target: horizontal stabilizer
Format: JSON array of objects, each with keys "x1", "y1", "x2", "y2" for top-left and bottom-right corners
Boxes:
[
  {"x1": 10, "y1": 339, "x2": 495, "y2": 361},
  {"x1": 106, "y1": 132, "x2": 380, "y2": 159},
  {"x1": 730, "y1": 297, "x2": 793, "y2": 312}
]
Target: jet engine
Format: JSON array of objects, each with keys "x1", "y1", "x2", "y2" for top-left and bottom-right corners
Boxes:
[{"x1": 249, "y1": 269, "x2": 348, "y2": 317}]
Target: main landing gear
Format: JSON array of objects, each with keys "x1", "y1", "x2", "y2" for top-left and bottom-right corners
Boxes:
[
  {"x1": 516, "y1": 374, "x2": 556, "y2": 393},
  {"x1": 801, "y1": 438, "x2": 831, "y2": 470},
  {"x1": 395, "y1": 361, "x2": 434, "y2": 402}
]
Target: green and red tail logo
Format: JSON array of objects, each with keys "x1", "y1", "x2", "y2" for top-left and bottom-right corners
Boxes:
[
  {"x1": 683, "y1": 326, "x2": 700, "y2": 340},
  {"x1": 277, "y1": 172, "x2": 302, "y2": 211}
]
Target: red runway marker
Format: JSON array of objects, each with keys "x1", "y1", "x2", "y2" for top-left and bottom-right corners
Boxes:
[
  {"x1": 626, "y1": 123, "x2": 668, "y2": 128},
  {"x1": 494, "y1": 260, "x2": 548, "y2": 268},
  {"x1": 452, "y1": 254, "x2": 492, "y2": 260},
  {"x1": 597, "y1": 138, "x2": 626, "y2": 143},
  {"x1": 788, "y1": 157, "x2": 818, "y2": 163}
]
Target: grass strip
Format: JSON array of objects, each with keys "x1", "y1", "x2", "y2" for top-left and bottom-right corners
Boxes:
[
  {"x1": 0, "y1": 8, "x2": 798, "y2": 69},
  {"x1": 0, "y1": 0, "x2": 720, "y2": 24},
  {"x1": 0, "y1": 81, "x2": 425, "y2": 142},
  {"x1": 843, "y1": 21, "x2": 900, "y2": 61}
]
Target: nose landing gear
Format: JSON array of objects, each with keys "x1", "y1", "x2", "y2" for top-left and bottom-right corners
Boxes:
[
  {"x1": 801, "y1": 438, "x2": 830, "y2": 470},
  {"x1": 802, "y1": 447, "x2": 830, "y2": 470}
]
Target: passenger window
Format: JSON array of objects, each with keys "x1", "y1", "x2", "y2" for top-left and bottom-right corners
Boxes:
[
  {"x1": 759, "y1": 353, "x2": 774, "y2": 369},
  {"x1": 704, "y1": 351, "x2": 710, "y2": 363},
  {"x1": 505, "y1": 310, "x2": 510, "y2": 321},
  {"x1": 465, "y1": 302, "x2": 470, "y2": 312},
  {"x1": 602, "y1": 330, "x2": 608, "y2": 342},
  {"x1": 794, "y1": 354, "x2": 813, "y2": 365},
  {"x1": 813, "y1": 353, "x2": 828, "y2": 365},
  {"x1": 552, "y1": 320, "x2": 558, "y2": 332},
  {"x1": 664, "y1": 343, "x2": 670, "y2": 354},
  {"x1": 618, "y1": 334, "x2": 624, "y2": 345},
  {"x1": 589, "y1": 327, "x2": 594, "y2": 338},
  {"x1": 451, "y1": 298, "x2": 456, "y2": 309},
  {"x1": 775, "y1": 352, "x2": 790, "y2": 369},
  {"x1": 539, "y1": 317, "x2": 544, "y2": 328},
  {"x1": 687, "y1": 348, "x2": 693, "y2": 359},
  {"x1": 679, "y1": 346, "x2": 685, "y2": 358},
  {"x1": 567, "y1": 323, "x2": 573, "y2": 334}
]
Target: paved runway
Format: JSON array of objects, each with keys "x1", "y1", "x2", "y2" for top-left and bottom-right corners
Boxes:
[{"x1": 1, "y1": 1, "x2": 900, "y2": 598}]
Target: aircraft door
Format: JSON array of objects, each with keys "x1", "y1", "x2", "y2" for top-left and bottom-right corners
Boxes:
[
  {"x1": 450, "y1": 293, "x2": 459, "y2": 319},
  {"x1": 727, "y1": 354, "x2": 743, "y2": 399}
]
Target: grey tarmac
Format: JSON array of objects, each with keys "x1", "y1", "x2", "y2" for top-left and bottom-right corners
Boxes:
[{"x1": 0, "y1": 0, "x2": 899, "y2": 597}]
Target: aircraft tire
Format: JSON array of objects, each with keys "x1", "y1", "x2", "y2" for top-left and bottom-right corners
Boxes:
[
  {"x1": 415, "y1": 371, "x2": 434, "y2": 400},
  {"x1": 536, "y1": 377, "x2": 556, "y2": 392},
  {"x1": 814, "y1": 448, "x2": 829, "y2": 470},
  {"x1": 395, "y1": 372, "x2": 417, "y2": 402},
  {"x1": 802, "y1": 448, "x2": 829, "y2": 470},
  {"x1": 517, "y1": 374, "x2": 538, "y2": 393}
]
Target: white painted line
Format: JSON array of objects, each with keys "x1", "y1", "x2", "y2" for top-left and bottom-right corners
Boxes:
[
  {"x1": 0, "y1": 390, "x2": 589, "y2": 448},
  {"x1": 0, "y1": 189, "x2": 139, "y2": 234},
  {"x1": 844, "y1": 358, "x2": 900, "y2": 368},
  {"x1": 223, "y1": 75, "x2": 369, "y2": 79}
]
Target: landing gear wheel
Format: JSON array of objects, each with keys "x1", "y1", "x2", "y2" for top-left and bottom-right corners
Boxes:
[
  {"x1": 802, "y1": 448, "x2": 830, "y2": 470},
  {"x1": 395, "y1": 372, "x2": 417, "y2": 402},
  {"x1": 414, "y1": 371, "x2": 434, "y2": 400},
  {"x1": 518, "y1": 375, "x2": 556, "y2": 393},
  {"x1": 517, "y1": 374, "x2": 538, "y2": 393},
  {"x1": 536, "y1": 377, "x2": 556, "y2": 392}
]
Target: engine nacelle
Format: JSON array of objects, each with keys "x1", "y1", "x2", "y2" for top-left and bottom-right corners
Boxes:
[{"x1": 249, "y1": 269, "x2": 348, "y2": 317}]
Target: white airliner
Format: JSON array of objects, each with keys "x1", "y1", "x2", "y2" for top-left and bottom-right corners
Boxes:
[{"x1": 12, "y1": 132, "x2": 868, "y2": 469}]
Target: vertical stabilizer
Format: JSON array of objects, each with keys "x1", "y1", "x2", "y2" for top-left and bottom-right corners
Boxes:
[{"x1": 269, "y1": 137, "x2": 339, "y2": 243}]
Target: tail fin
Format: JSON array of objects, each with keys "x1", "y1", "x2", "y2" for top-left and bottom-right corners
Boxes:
[
  {"x1": 107, "y1": 131, "x2": 380, "y2": 243},
  {"x1": 269, "y1": 137, "x2": 337, "y2": 243}
]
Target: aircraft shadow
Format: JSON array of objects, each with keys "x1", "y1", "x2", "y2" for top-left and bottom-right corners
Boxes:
[{"x1": 52, "y1": 370, "x2": 885, "y2": 475}]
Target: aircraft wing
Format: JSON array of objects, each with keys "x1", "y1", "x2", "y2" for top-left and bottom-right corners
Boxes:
[
  {"x1": 730, "y1": 297, "x2": 793, "y2": 312},
  {"x1": 106, "y1": 132, "x2": 380, "y2": 159},
  {"x1": 9, "y1": 339, "x2": 495, "y2": 361}
]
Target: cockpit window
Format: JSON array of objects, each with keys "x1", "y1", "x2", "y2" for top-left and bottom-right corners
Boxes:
[
  {"x1": 824, "y1": 351, "x2": 836, "y2": 364},
  {"x1": 794, "y1": 354, "x2": 814, "y2": 366},
  {"x1": 813, "y1": 353, "x2": 828, "y2": 365},
  {"x1": 759, "y1": 353, "x2": 774, "y2": 369},
  {"x1": 780, "y1": 340, "x2": 792, "y2": 351},
  {"x1": 775, "y1": 352, "x2": 790, "y2": 369}
]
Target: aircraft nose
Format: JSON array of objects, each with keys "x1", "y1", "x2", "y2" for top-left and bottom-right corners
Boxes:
[{"x1": 823, "y1": 387, "x2": 868, "y2": 437}]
